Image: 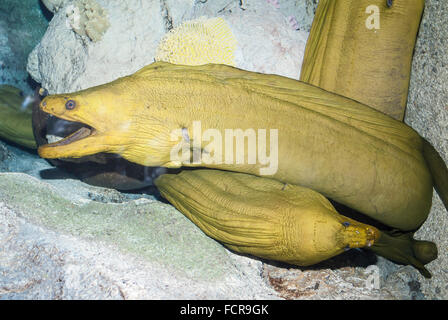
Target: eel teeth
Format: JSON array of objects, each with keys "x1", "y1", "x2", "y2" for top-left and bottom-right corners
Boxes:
[{"x1": 46, "y1": 126, "x2": 92, "y2": 147}]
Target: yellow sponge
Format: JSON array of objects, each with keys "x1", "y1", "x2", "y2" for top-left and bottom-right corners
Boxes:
[{"x1": 155, "y1": 17, "x2": 237, "y2": 66}]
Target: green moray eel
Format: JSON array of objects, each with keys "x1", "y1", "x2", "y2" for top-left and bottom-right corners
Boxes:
[
  {"x1": 301, "y1": 0, "x2": 425, "y2": 121},
  {"x1": 155, "y1": 170, "x2": 437, "y2": 277},
  {"x1": 37, "y1": 62, "x2": 448, "y2": 231},
  {"x1": 0, "y1": 85, "x2": 36, "y2": 149}
]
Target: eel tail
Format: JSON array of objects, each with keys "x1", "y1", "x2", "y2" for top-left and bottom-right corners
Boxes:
[
  {"x1": 422, "y1": 138, "x2": 448, "y2": 211},
  {"x1": 369, "y1": 230, "x2": 437, "y2": 278}
]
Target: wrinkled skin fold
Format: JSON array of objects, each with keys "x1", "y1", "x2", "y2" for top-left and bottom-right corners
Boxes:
[
  {"x1": 155, "y1": 170, "x2": 437, "y2": 277},
  {"x1": 155, "y1": 169, "x2": 380, "y2": 266},
  {"x1": 37, "y1": 62, "x2": 446, "y2": 231}
]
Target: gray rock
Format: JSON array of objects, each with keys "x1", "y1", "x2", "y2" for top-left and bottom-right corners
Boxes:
[
  {"x1": 41, "y1": 0, "x2": 70, "y2": 13},
  {"x1": 27, "y1": 0, "x2": 310, "y2": 94},
  {"x1": 400, "y1": 0, "x2": 448, "y2": 300},
  {"x1": 381, "y1": 266, "x2": 426, "y2": 300},
  {"x1": 27, "y1": 0, "x2": 168, "y2": 94},
  {"x1": 161, "y1": 0, "x2": 196, "y2": 28},
  {"x1": 0, "y1": 140, "x2": 45, "y2": 175},
  {"x1": 262, "y1": 253, "x2": 395, "y2": 300},
  {"x1": 192, "y1": 0, "x2": 318, "y2": 32},
  {"x1": 275, "y1": 0, "x2": 318, "y2": 32},
  {"x1": 0, "y1": 172, "x2": 278, "y2": 299}
]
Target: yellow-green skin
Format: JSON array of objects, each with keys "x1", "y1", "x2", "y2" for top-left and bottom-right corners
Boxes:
[
  {"x1": 155, "y1": 170, "x2": 379, "y2": 266},
  {"x1": 0, "y1": 85, "x2": 36, "y2": 149},
  {"x1": 301, "y1": 0, "x2": 425, "y2": 121},
  {"x1": 38, "y1": 62, "x2": 433, "y2": 231}
]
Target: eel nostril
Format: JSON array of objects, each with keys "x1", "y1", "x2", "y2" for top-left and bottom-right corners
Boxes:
[{"x1": 39, "y1": 88, "x2": 49, "y2": 97}]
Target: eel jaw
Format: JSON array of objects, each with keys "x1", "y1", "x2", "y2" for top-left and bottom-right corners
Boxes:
[
  {"x1": 37, "y1": 122, "x2": 107, "y2": 159},
  {"x1": 45, "y1": 126, "x2": 94, "y2": 147}
]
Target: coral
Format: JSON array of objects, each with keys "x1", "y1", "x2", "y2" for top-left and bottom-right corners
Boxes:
[
  {"x1": 66, "y1": 0, "x2": 110, "y2": 42},
  {"x1": 155, "y1": 17, "x2": 237, "y2": 66}
]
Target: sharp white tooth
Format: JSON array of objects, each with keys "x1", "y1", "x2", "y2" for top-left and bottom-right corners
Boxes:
[{"x1": 46, "y1": 134, "x2": 64, "y2": 144}]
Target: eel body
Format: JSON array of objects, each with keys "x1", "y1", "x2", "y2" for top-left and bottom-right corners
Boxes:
[
  {"x1": 37, "y1": 62, "x2": 443, "y2": 231},
  {"x1": 155, "y1": 169, "x2": 437, "y2": 277},
  {"x1": 301, "y1": 0, "x2": 425, "y2": 120},
  {"x1": 155, "y1": 169, "x2": 380, "y2": 266},
  {"x1": 0, "y1": 85, "x2": 36, "y2": 149}
]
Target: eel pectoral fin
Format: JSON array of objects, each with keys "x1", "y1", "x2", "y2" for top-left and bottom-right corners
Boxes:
[{"x1": 38, "y1": 133, "x2": 112, "y2": 159}]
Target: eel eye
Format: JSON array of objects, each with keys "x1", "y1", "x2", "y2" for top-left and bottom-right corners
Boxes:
[{"x1": 65, "y1": 100, "x2": 76, "y2": 110}]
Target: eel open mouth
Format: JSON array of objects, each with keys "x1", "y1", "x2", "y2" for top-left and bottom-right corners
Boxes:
[
  {"x1": 30, "y1": 89, "x2": 165, "y2": 190},
  {"x1": 36, "y1": 113, "x2": 101, "y2": 160},
  {"x1": 43, "y1": 122, "x2": 95, "y2": 148}
]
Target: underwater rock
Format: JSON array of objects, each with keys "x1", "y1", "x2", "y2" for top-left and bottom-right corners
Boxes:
[
  {"x1": 27, "y1": 0, "x2": 168, "y2": 94},
  {"x1": 0, "y1": 0, "x2": 49, "y2": 94},
  {"x1": 0, "y1": 142, "x2": 12, "y2": 171},
  {"x1": 160, "y1": 0, "x2": 196, "y2": 28},
  {"x1": 27, "y1": 0, "x2": 309, "y2": 94},
  {"x1": 0, "y1": 140, "x2": 43, "y2": 174},
  {"x1": 192, "y1": 0, "x2": 318, "y2": 32},
  {"x1": 263, "y1": 261, "x2": 394, "y2": 300},
  {"x1": 0, "y1": 172, "x2": 277, "y2": 299},
  {"x1": 0, "y1": 171, "x2": 412, "y2": 299},
  {"x1": 404, "y1": 0, "x2": 448, "y2": 300},
  {"x1": 278, "y1": 0, "x2": 318, "y2": 32},
  {"x1": 190, "y1": 1, "x2": 308, "y2": 80}
]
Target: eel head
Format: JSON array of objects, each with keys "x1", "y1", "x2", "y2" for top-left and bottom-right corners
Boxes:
[{"x1": 37, "y1": 84, "x2": 136, "y2": 160}]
